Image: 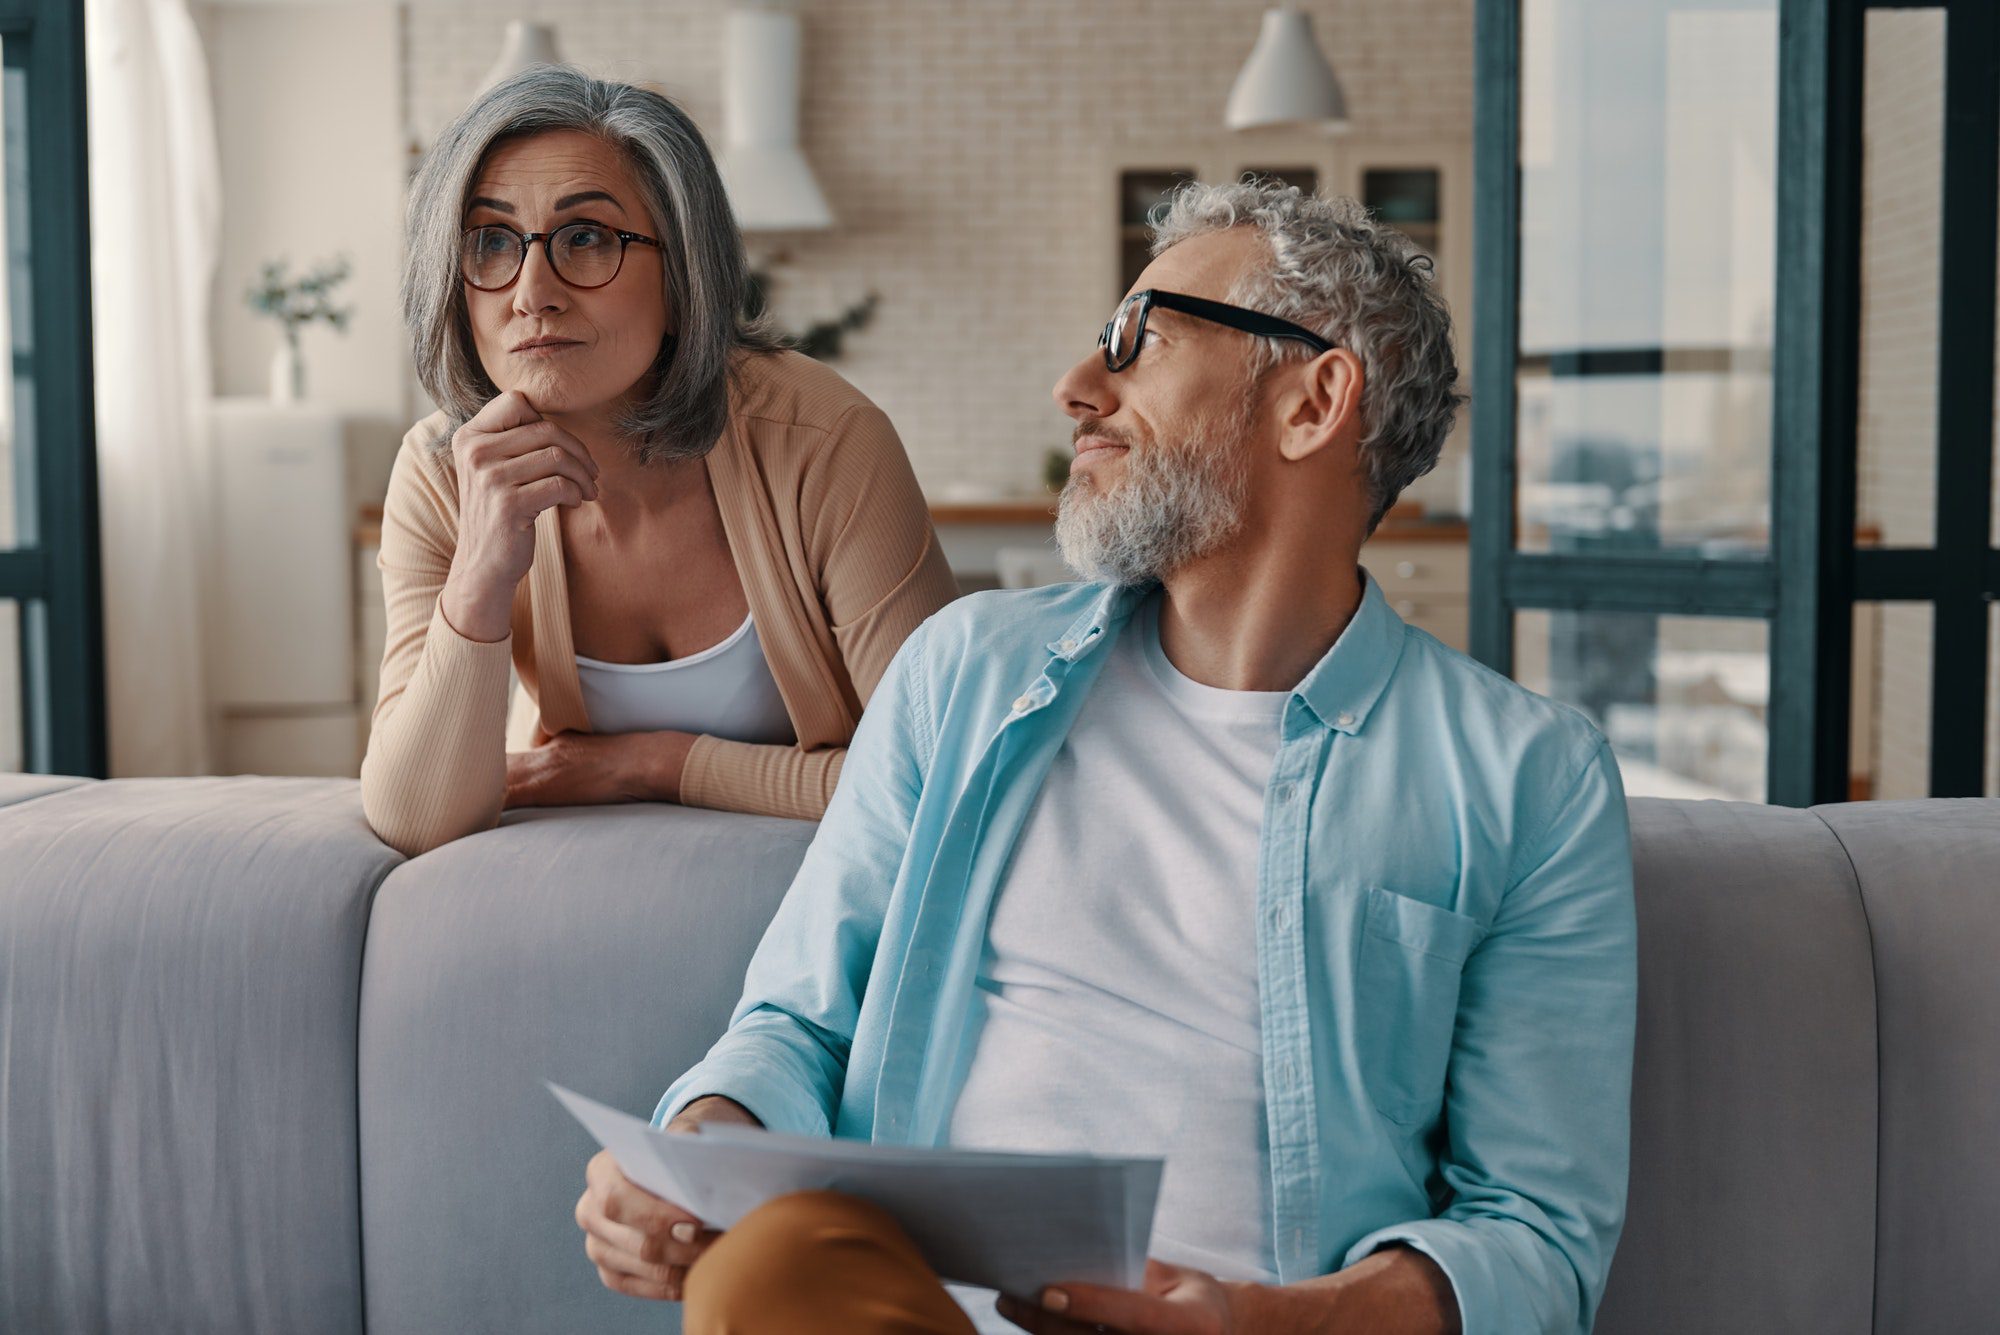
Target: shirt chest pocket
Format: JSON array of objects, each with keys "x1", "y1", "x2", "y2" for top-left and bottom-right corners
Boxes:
[{"x1": 1357, "y1": 885, "x2": 1487, "y2": 1126}]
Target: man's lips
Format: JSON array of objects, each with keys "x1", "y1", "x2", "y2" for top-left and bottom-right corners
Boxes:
[{"x1": 1073, "y1": 435, "x2": 1130, "y2": 455}]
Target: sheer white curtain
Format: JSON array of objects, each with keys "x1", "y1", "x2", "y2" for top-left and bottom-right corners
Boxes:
[{"x1": 85, "y1": 0, "x2": 221, "y2": 775}]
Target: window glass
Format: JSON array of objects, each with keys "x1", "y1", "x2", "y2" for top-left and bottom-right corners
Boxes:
[
  {"x1": 1514, "y1": 609, "x2": 1768, "y2": 801},
  {"x1": 1516, "y1": 0, "x2": 1777, "y2": 556}
]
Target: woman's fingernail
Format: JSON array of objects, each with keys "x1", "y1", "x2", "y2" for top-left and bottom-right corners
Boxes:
[
  {"x1": 1041, "y1": 1287, "x2": 1069, "y2": 1312},
  {"x1": 670, "y1": 1222, "x2": 696, "y2": 1243}
]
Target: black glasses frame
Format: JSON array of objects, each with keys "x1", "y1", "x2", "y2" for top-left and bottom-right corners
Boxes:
[
  {"x1": 459, "y1": 220, "x2": 665, "y2": 291},
  {"x1": 1098, "y1": 288, "x2": 1336, "y2": 372}
]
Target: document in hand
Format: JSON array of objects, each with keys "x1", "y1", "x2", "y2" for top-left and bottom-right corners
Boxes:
[{"x1": 549, "y1": 1082, "x2": 1164, "y2": 1297}]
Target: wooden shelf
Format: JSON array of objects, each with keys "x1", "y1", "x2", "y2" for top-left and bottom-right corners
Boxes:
[
  {"x1": 926, "y1": 498, "x2": 1470, "y2": 544},
  {"x1": 928, "y1": 499, "x2": 1058, "y2": 525}
]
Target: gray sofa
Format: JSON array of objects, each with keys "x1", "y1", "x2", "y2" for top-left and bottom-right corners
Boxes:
[{"x1": 0, "y1": 775, "x2": 1994, "y2": 1333}]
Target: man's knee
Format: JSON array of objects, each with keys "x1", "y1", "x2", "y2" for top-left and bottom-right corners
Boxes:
[{"x1": 685, "y1": 1190, "x2": 918, "y2": 1327}]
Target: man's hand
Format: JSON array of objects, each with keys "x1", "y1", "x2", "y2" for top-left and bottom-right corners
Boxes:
[
  {"x1": 996, "y1": 1260, "x2": 1232, "y2": 1335},
  {"x1": 506, "y1": 729, "x2": 696, "y2": 808},
  {"x1": 573, "y1": 1095, "x2": 760, "y2": 1302},
  {"x1": 996, "y1": 1245, "x2": 1459, "y2": 1335}
]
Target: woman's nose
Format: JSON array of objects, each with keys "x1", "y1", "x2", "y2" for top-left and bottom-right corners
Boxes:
[{"x1": 512, "y1": 242, "x2": 569, "y2": 315}]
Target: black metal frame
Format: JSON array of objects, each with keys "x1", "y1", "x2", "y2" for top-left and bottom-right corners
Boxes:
[
  {"x1": 0, "y1": 0, "x2": 103, "y2": 777},
  {"x1": 1472, "y1": 0, "x2": 1999, "y2": 803},
  {"x1": 1098, "y1": 288, "x2": 1336, "y2": 373}
]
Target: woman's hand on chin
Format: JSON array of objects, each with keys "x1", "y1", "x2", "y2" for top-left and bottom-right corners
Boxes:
[{"x1": 505, "y1": 730, "x2": 696, "y2": 808}]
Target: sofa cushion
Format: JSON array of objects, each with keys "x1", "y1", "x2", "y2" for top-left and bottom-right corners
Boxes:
[
  {"x1": 1814, "y1": 798, "x2": 2000, "y2": 1332},
  {"x1": 0, "y1": 776, "x2": 399, "y2": 1335},
  {"x1": 0, "y1": 772, "x2": 90, "y2": 809},
  {"x1": 1597, "y1": 799, "x2": 1877, "y2": 1335},
  {"x1": 357, "y1": 803, "x2": 816, "y2": 1335}
]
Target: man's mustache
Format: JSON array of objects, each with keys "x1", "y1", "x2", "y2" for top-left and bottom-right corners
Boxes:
[{"x1": 1072, "y1": 419, "x2": 1143, "y2": 450}]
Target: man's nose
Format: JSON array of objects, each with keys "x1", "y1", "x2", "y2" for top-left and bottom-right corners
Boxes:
[
  {"x1": 1053, "y1": 350, "x2": 1118, "y2": 421},
  {"x1": 512, "y1": 241, "x2": 569, "y2": 315}
]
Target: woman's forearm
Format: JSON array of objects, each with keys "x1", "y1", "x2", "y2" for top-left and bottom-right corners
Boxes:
[
  {"x1": 677, "y1": 735, "x2": 845, "y2": 821},
  {"x1": 360, "y1": 599, "x2": 515, "y2": 856},
  {"x1": 625, "y1": 730, "x2": 698, "y2": 804}
]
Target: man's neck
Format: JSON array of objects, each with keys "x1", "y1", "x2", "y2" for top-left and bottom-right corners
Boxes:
[{"x1": 1155, "y1": 545, "x2": 1365, "y2": 694}]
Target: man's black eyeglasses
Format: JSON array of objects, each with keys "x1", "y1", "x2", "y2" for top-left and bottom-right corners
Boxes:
[
  {"x1": 460, "y1": 221, "x2": 664, "y2": 292},
  {"x1": 1098, "y1": 288, "x2": 1335, "y2": 372}
]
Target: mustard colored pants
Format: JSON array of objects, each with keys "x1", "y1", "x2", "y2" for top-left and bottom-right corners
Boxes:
[{"x1": 683, "y1": 1190, "x2": 980, "y2": 1335}]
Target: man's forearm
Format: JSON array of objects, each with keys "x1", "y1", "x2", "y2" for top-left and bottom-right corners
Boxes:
[
  {"x1": 1223, "y1": 1245, "x2": 1461, "y2": 1335},
  {"x1": 666, "y1": 1094, "x2": 763, "y2": 1133}
]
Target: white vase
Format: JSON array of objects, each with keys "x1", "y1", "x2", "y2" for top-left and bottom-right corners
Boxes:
[{"x1": 269, "y1": 340, "x2": 304, "y2": 403}]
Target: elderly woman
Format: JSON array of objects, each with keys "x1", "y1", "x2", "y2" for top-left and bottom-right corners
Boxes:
[{"x1": 360, "y1": 69, "x2": 957, "y2": 857}]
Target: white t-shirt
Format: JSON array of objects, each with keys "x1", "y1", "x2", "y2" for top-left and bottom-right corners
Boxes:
[{"x1": 945, "y1": 591, "x2": 1285, "y2": 1329}]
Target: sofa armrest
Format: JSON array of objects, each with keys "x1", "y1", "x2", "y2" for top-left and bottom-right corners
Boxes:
[{"x1": 0, "y1": 776, "x2": 401, "y2": 1334}]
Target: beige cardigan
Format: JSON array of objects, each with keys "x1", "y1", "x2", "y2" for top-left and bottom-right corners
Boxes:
[{"x1": 360, "y1": 350, "x2": 959, "y2": 855}]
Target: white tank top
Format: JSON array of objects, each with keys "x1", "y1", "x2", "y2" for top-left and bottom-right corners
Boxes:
[{"x1": 573, "y1": 614, "x2": 796, "y2": 745}]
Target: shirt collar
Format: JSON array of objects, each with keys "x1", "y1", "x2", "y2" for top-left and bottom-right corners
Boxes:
[
  {"x1": 1293, "y1": 568, "x2": 1407, "y2": 735},
  {"x1": 1045, "y1": 581, "x2": 1152, "y2": 664},
  {"x1": 1047, "y1": 569, "x2": 1407, "y2": 735}
]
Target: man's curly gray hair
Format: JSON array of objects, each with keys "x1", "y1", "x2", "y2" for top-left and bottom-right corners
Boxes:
[{"x1": 1149, "y1": 180, "x2": 1465, "y2": 533}]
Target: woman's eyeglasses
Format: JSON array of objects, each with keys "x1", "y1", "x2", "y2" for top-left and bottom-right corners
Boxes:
[
  {"x1": 1098, "y1": 288, "x2": 1335, "y2": 372},
  {"x1": 459, "y1": 220, "x2": 663, "y2": 292}
]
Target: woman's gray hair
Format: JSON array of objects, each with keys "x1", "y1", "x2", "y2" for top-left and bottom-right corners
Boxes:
[
  {"x1": 1149, "y1": 180, "x2": 1465, "y2": 532},
  {"x1": 403, "y1": 66, "x2": 782, "y2": 461}
]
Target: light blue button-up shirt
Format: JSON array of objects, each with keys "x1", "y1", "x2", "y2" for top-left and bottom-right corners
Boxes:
[{"x1": 659, "y1": 572, "x2": 1637, "y2": 1335}]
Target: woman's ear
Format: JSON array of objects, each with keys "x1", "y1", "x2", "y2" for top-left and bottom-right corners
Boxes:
[{"x1": 1278, "y1": 347, "x2": 1364, "y2": 463}]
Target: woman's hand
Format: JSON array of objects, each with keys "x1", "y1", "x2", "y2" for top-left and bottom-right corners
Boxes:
[
  {"x1": 439, "y1": 390, "x2": 600, "y2": 643},
  {"x1": 505, "y1": 730, "x2": 696, "y2": 808}
]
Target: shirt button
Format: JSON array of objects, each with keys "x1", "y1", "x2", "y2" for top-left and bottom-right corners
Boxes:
[
  {"x1": 1336, "y1": 710, "x2": 1357, "y2": 728},
  {"x1": 1274, "y1": 782, "x2": 1296, "y2": 802},
  {"x1": 1058, "y1": 638, "x2": 1078, "y2": 655},
  {"x1": 1270, "y1": 904, "x2": 1293, "y2": 930},
  {"x1": 1012, "y1": 695, "x2": 1034, "y2": 713}
]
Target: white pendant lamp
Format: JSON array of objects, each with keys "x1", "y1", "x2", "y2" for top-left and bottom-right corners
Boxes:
[
  {"x1": 477, "y1": 21, "x2": 563, "y2": 97},
  {"x1": 718, "y1": 6, "x2": 834, "y2": 232},
  {"x1": 1224, "y1": 6, "x2": 1350, "y2": 132}
]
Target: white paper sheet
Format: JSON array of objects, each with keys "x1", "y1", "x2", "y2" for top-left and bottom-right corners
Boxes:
[{"x1": 549, "y1": 1082, "x2": 1163, "y2": 1297}]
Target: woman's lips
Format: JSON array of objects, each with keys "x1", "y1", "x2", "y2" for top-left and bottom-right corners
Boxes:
[{"x1": 512, "y1": 339, "x2": 583, "y2": 357}]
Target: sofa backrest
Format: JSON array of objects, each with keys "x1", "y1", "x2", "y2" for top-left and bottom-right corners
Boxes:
[
  {"x1": 2, "y1": 776, "x2": 1994, "y2": 1334},
  {"x1": 1601, "y1": 797, "x2": 2000, "y2": 1334},
  {"x1": 356, "y1": 803, "x2": 817, "y2": 1335}
]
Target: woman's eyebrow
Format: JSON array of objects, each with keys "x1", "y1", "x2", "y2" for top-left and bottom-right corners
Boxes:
[
  {"x1": 466, "y1": 195, "x2": 514, "y2": 214},
  {"x1": 554, "y1": 189, "x2": 625, "y2": 214}
]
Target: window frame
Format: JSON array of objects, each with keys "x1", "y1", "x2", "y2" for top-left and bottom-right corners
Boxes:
[
  {"x1": 1471, "y1": 0, "x2": 1999, "y2": 803},
  {"x1": 0, "y1": 0, "x2": 102, "y2": 778}
]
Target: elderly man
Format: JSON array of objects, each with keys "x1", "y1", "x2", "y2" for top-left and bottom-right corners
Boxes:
[{"x1": 576, "y1": 180, "x2": 1637, "y2": 1335}]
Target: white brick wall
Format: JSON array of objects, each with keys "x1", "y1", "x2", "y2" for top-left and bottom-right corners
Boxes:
[{"x1": 401, "y1": 0, "x2": 1474, "y2": 500}]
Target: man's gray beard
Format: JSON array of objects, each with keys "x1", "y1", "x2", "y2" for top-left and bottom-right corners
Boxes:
[{"x1": 1053, "y1": 411, "x2": 1250, "y2": 586}]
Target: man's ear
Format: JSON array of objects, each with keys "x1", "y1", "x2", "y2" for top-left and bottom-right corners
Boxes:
[{"x1": 1278, "y1": 347, "x2": 1364, "y2": 463}]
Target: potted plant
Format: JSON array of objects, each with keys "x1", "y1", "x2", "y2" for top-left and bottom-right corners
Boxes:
[{"x1": 246, "y1": 257, "x2": 353, "y2": 403}]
